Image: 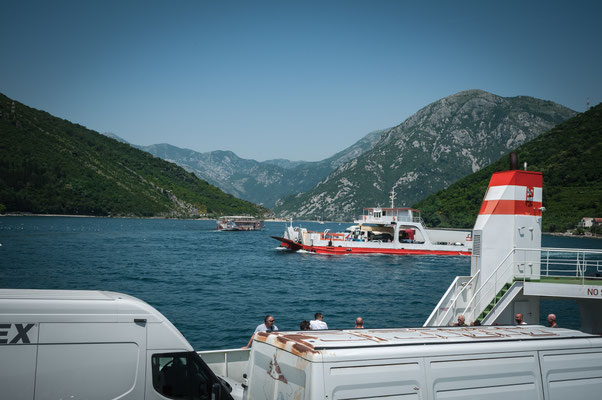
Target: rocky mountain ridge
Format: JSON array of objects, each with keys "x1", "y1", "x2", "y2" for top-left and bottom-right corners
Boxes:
[
  {"x1": 273, "y1": 90, "x2": 576, "y2": 221},
  {"x1": 138, "y1": 128, "x2": 385, "y2": 207}
]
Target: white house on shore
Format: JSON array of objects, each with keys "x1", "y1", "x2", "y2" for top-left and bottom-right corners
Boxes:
[{"x1": 579, "y1": 217, "x2": 602, "y2": 228}]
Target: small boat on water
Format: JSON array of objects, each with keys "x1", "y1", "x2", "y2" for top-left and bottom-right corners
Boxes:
[
  {"x1": 217, "y1": 216, "x2": 264, "y2": 231},
  {"x1": 272, "y1": 206, "x2": 472, "y2": 255}
]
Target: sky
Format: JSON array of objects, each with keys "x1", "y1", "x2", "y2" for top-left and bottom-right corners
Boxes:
[{"x1": 1, "y1": 1, "x2": 601, "y2": 162}]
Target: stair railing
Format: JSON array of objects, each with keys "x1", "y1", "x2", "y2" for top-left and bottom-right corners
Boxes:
[
  {"x1": 424, "y1": 276, "x2": 462, "y2": 326},
  {"x1": 461, "y1": 248, "x2": 518, "y2": 323},
  {"x1": 434, "y1": 271, "x2": 480, "y2": 326}
]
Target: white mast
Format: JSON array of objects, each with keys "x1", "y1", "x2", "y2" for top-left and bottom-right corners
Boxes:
[{"x1": 389, "y1": 185, "x2": 398, "y2": 208}]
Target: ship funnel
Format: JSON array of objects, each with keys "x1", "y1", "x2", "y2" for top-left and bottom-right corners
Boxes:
[{"x1": 470, "y1": 169, "x2": 543, "y2": 285}]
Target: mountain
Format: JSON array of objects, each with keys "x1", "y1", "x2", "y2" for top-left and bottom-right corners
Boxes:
[
  {"x1": 138, "y1": 128, "x2": 385, "y2": 208},
  {"x1": 0, "y1": 93, "x2": 268, "y2": 217},
  {"x1": 102, "y1": 132, "x2": 129, "y2": 144},
  {"x1": 274, "y1": 90, "x2": 576, "y2": 221},
  {"x1": 414, "y1": 103, "x2": 602, "y2": 232}
]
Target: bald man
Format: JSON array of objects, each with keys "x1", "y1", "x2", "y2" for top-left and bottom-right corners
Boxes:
[
  {"x1": 515, "y1": 313, "x2": 527, "y2": 325},
  {"x1": 547, "y1": 314, "x2": 558, "y2": 328},
  {"x1": 355, "y1": 317, "x2": 364, "y2": 328}
]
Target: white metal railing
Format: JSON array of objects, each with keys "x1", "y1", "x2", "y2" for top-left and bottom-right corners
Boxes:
[
  {"x1": 198, "y1": 348, "x2": 250, "y2": 381},
  {"x1": 424, "y1": 276, "x2": 464, "y2": 326},
  {"x1": 537, "y1": 247, "x2": 602, "y2": 284},
  {"x1": 435, "y1": 247, "x2": 602, "y2": 326},
  {"x1": 435, "y1": 271, "x2": 480, "y2": 326},
  {"x1": 358, "y1": 215, "x2": 424, "y2": 225},
  {"x1": 424, "y1": 272, "x2": 480, "y2": 326}
]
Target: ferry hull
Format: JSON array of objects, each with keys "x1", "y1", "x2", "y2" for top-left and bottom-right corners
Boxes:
[
  {"x1": 308, "y1": 246, "x2": 471, "y2": 256},
  {"x1": 273, "y1": 236, "x2": 470, "y2": 256}
]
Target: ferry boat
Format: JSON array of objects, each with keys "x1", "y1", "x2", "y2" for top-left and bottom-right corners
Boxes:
[
  {"x1": 272, "y1": 189, "x2": 472, "y2": 255},
  {"x1": 217, "y1": 216, "x2": 263, "y2": 231}
]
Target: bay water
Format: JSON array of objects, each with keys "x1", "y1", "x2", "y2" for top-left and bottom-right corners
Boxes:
[{"x1": 1, "y1": 216, "x2": 601, "y2": 350}]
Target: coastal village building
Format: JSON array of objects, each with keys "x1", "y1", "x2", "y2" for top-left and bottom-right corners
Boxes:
[{"x1": 579, "y1": 217, "x2": 602, "y2": 228}]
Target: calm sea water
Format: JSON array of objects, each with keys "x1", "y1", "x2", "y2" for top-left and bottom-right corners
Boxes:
[{"x1": 1, "y1": 216, "x2": 601, "y2": 350}]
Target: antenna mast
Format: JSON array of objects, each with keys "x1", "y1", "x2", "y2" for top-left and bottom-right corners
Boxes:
[{"x1": 390, "y1": 185, "x2": 397, "y2": 208}]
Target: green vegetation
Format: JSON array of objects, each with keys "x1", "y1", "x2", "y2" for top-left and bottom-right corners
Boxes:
[
  {"x1": 414, "y1": 104, "x2": 602, "y2": 232},
  {"x1": 0, "y1": 93, "x2": 268, "y2": 218}
]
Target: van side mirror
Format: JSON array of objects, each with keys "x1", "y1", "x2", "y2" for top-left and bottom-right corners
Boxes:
[{"x1": 211, "y1": 382, "x2": 222, "y2": 400}]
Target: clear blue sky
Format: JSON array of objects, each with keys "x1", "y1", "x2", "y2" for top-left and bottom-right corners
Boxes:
[{"x1": 1, "y1": 0, "x2": 600, "y2": 161}]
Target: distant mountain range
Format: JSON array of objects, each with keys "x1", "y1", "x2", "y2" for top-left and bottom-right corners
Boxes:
[
  {"x1": 273, "y1": 90, "x2": 576, "y2": 221},
  {"x1": 136, "y1": 128, "x2": 385, "y2": 207},
  {"x1": 0, "y1": 93, "x2": 267, "y2": 217},
  {"x1": 414, "y1": 103, "x2": 602, "y2": 232}
]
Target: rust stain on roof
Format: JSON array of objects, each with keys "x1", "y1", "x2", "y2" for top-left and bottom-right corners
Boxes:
[{"x1": 292, "y1": 342, "x2": 318, "y2": 357}]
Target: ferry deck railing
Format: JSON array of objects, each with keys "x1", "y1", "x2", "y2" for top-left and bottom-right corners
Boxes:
[
  {"x1": 431, "y1": 247, "x2": 602, "y2": 326},
  {"x1": 198, "y1": 348, "x2": 250, "y2": 382},
  {"x1": 359, "y1": 215, "x2": 425, "y2": 225}
]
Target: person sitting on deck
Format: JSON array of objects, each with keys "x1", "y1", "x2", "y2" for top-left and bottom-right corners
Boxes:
[
  {"x1": 355, "y1": 317, "x2": 364, "y2": 329},
  {"x1": 300, "y1": 320, "x2": 311, "y2": 330}
]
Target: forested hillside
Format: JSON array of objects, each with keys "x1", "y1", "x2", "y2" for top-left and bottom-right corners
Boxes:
[
  {"x1": 0, "y1": 93, "x2": 268, "y2": 217},
  {"x1": 414, "y1": 104, "x2": 602, "y2": 232}
]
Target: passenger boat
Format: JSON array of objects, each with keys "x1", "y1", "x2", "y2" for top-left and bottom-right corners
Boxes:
[
  {"x1": 272, "y1": 206, "x2": 472, "y2": 255},
  {"x1": 217, "y1": 216, "x2": 263, "y2": 231}
]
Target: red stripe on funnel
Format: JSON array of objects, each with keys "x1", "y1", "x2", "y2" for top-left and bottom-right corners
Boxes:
[
  {"x1": 479, "y1": 200, "x2": 543, "y2": 216},
  {"x1": 488, "y1": 170, "x2": 542, "y2": 188}
]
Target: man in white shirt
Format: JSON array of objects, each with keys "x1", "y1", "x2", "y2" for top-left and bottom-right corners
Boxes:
[
  {"x1": 310, "y1": 312, "x2": 328, "y2": 330},
  {"x1": 245, "y1": 315, "x2": 278, "y2": 348}
]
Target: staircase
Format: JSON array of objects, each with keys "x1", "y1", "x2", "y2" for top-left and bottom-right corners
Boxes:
[{"x1": 477, "y1": 282, "x2": 512, "y2": 323}]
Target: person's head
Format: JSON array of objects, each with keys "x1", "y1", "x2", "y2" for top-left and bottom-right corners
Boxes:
[
  {"x1": 264, "y1": 315, "x2": 275, "y2": 328},
  {"x1": 457, "y1": 315, "x2": 465, "y2": 325},
  {"x1": 300, "y1": 320, "x2": 310, "y2": 330},
  {"x1": 315, "y1": 312, "x2": 323, "y2": 321},
  {"x1": 515, "y1": 313, "x2": 524, "y2": 324},
  {"x1": 547, "y1": 313, "x2": 557, "y2": 326},
  {"x1": 355, "y1": 317, "x2": 364, "y2": 328}
]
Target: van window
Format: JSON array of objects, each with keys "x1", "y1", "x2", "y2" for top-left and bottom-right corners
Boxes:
[{"x1": 152, "y1": 351, "x2": 218, "y2": 400}]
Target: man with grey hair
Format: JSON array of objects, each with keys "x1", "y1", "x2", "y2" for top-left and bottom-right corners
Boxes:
[{"x1": 245, "y1": 315, "x2": 278, "y2": 348}]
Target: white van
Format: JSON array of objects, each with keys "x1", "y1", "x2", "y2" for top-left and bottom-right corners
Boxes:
[
  {"x1": 4, "y1": 289, "x2": 602, "y2": 400},
  {"x1": 202, "y1": 325, "x2": 602, "y2": 400},
  {"x1": 0, "y1": 289, "x2": 235, "y2": 400}
]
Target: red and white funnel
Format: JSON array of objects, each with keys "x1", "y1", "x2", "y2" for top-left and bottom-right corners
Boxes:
[{"x1": 471, "y1": 170, "x2": 543, "y2": 281}]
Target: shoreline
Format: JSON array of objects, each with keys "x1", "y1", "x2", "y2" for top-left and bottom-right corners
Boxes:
[
  {"x1": 0, "y1": 213, "x2": 215, "y2": 221},
  {"x1": 545, "y1": 232, "x2": 602, "y2": 240},
  {"x1": 2, "y1": 213, "x2": 600, "y2": 239}
]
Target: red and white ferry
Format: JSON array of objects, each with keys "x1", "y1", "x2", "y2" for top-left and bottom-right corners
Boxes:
[{"x1": 272, "y1": 206, "x2": 472, "y2": 255}]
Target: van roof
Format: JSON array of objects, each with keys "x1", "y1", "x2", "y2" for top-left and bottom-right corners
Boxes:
[
  {"x1": 0, "y1": 289, "x2": 117, "y2": 301},
  {"x1": 0, "y1": 289, "x2": 165, "y2": 323},
  {"x1": 255, "y1": 326, "x2": 600, "y2": 361}
]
